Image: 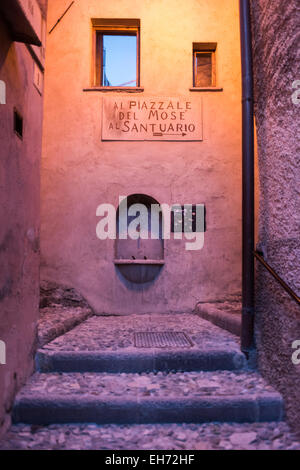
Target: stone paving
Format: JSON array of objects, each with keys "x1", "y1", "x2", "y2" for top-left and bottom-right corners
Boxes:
[
  {"x1": 2, "y1": 311, "x2": 299, "y2": 450},
  {"x1": 15, "y1": 370, "x2": 276, "y2": 399},
  {"x1": 41, "y1": 313, "x2": 242, "y2": 353},
  {"x1": 1, "y1": 422, "x2": 299, "y2": 450}
]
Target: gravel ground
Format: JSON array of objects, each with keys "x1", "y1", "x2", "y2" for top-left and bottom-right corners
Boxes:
[
  {"x1": 16, "y1": 370, "x2": 277, "y2": 399},
  {"x1": 41, "y1": 314, "x2": 241, "y2": 353},
  {"x1": 1, "y1": 422, "x2": 299, "y2": 450}
]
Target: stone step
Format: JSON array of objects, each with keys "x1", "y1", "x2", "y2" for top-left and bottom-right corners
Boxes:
[
  {"x1": 194, "y1": 302, "x2": 242, "y2": 336},
  {"x1": 12, "y1": 370, "x2": 284, "y2": 425},
  {"x1": 36, "y1": 348, "x2": 246, "y2": 373},
  {"x1": 36, "y1": 313, "x2": 247, "y2": 372}
]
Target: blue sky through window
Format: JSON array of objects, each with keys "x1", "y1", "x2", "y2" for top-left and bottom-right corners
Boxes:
[{"x1": 103, "y1": 35, "x2": 137, "y2": 86}]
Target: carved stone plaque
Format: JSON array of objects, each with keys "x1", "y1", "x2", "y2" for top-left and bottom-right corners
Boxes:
[{"x1": 102, "y1": 97, "x2": 203, "y2": 141}]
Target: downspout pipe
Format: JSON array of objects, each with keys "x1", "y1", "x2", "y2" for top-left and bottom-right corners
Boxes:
[{"x1": 239, "y1": 0, "x2": 255, "y2": 355}]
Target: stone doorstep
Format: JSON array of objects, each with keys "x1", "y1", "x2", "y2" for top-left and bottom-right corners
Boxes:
[
  {"x1": 35, "y1": 348, "x2": 247, "y2": 373},
  {"x1": 12, "y1": 394, "x2": 284, "y2": 425},
  {"x1": 11, "y1": 369, "x2": 284, "y2": 426},
  {"x1": 194, "y1": 303, "x2": 242, "y2": 336}
]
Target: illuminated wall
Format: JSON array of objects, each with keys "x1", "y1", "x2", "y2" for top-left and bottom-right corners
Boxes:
[{"x1": 41, "y1": 0, "x2": 242, "y2": 314}]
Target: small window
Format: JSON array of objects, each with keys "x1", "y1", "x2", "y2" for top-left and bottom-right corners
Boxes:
[
  {"x1": 193, "y1": 43, "x2": 217, "y2": 88},
  {"x1": 14, "y1": 109, "x2": 23, "y2": 139},
  {"x1": 92, "y1": 19, "x2": 140, "y2": 87}
]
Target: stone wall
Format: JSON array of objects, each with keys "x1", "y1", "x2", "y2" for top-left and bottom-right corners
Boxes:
[
  {"x1": 0, "y1": 7, "x2": 45, "y2": 435},
  {"x1": 251, "y1": 0, "x2": 300, "y2": 432}
]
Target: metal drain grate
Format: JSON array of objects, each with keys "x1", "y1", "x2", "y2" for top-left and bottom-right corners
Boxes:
[{"x1": 134, "y1": 331, "x2": 193, "y2": 348}]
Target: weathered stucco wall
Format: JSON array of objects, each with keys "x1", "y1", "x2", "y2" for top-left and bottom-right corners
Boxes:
[
  {"x1": 251, "y1": 0, "x2": 300, "y2": 432},
  {"x1": 41, "y1": 0, "x2": 242, "y2": 314},
  {"x1": 0, "y1": 12, "x2": 44, "y2": 435}
]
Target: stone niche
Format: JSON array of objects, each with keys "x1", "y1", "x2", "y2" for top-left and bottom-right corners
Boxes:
[{"x1": 114, "y1": 194, "x2": 164, "y2": 285}]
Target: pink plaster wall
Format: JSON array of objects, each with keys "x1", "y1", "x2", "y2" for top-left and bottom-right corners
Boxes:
[
  {"x1": 0, "y1": 12, "x2": 44, "y2": 435},
  {"x1": 41, "y1": 0, "x2": 243, "y2": 315}
]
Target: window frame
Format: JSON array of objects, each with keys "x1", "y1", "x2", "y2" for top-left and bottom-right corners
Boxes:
[
  {"x1": 192, "y1": 43, "x2": 217, "y2": 89},
  {"x1": 92, "y1": 19, "x2": 140, "y2": 88}
]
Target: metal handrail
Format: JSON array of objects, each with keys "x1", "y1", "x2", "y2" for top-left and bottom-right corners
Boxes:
[{"x1": 254, "y1": 251, "x2": 300, "y2": 306}]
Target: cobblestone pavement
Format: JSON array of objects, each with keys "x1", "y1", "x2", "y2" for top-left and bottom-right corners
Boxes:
[
  {"x1": 1, "y1": 422, "x2": 299, "y2": 450},
  {"x1": 41, "y1": 314, "x2": 242, "y2": 352},
  {"x1": 16, "y1": 370, "x2": 276, "y2": 399},
  {"x1": 3, "y1": 312, "x2": 299, "y2": 451}
]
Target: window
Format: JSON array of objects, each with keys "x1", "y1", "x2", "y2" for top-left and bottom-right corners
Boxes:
[
  {"x1": 193, "y1": 43, "x2": 217, "y2": 88},
  {"x1": 14, "y1": 109, "x2": 23, "y2": 139},
  {"x1": 92, "y1": 19, "x2": 140, "y2": 87},
  {"x1": 0, "y1": 80, "x2": 6, "y2": 104}
]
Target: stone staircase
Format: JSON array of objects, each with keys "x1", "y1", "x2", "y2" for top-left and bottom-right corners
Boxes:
[{"x1": 12, "y1": 314, "x2": 284, "y2": 427}]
